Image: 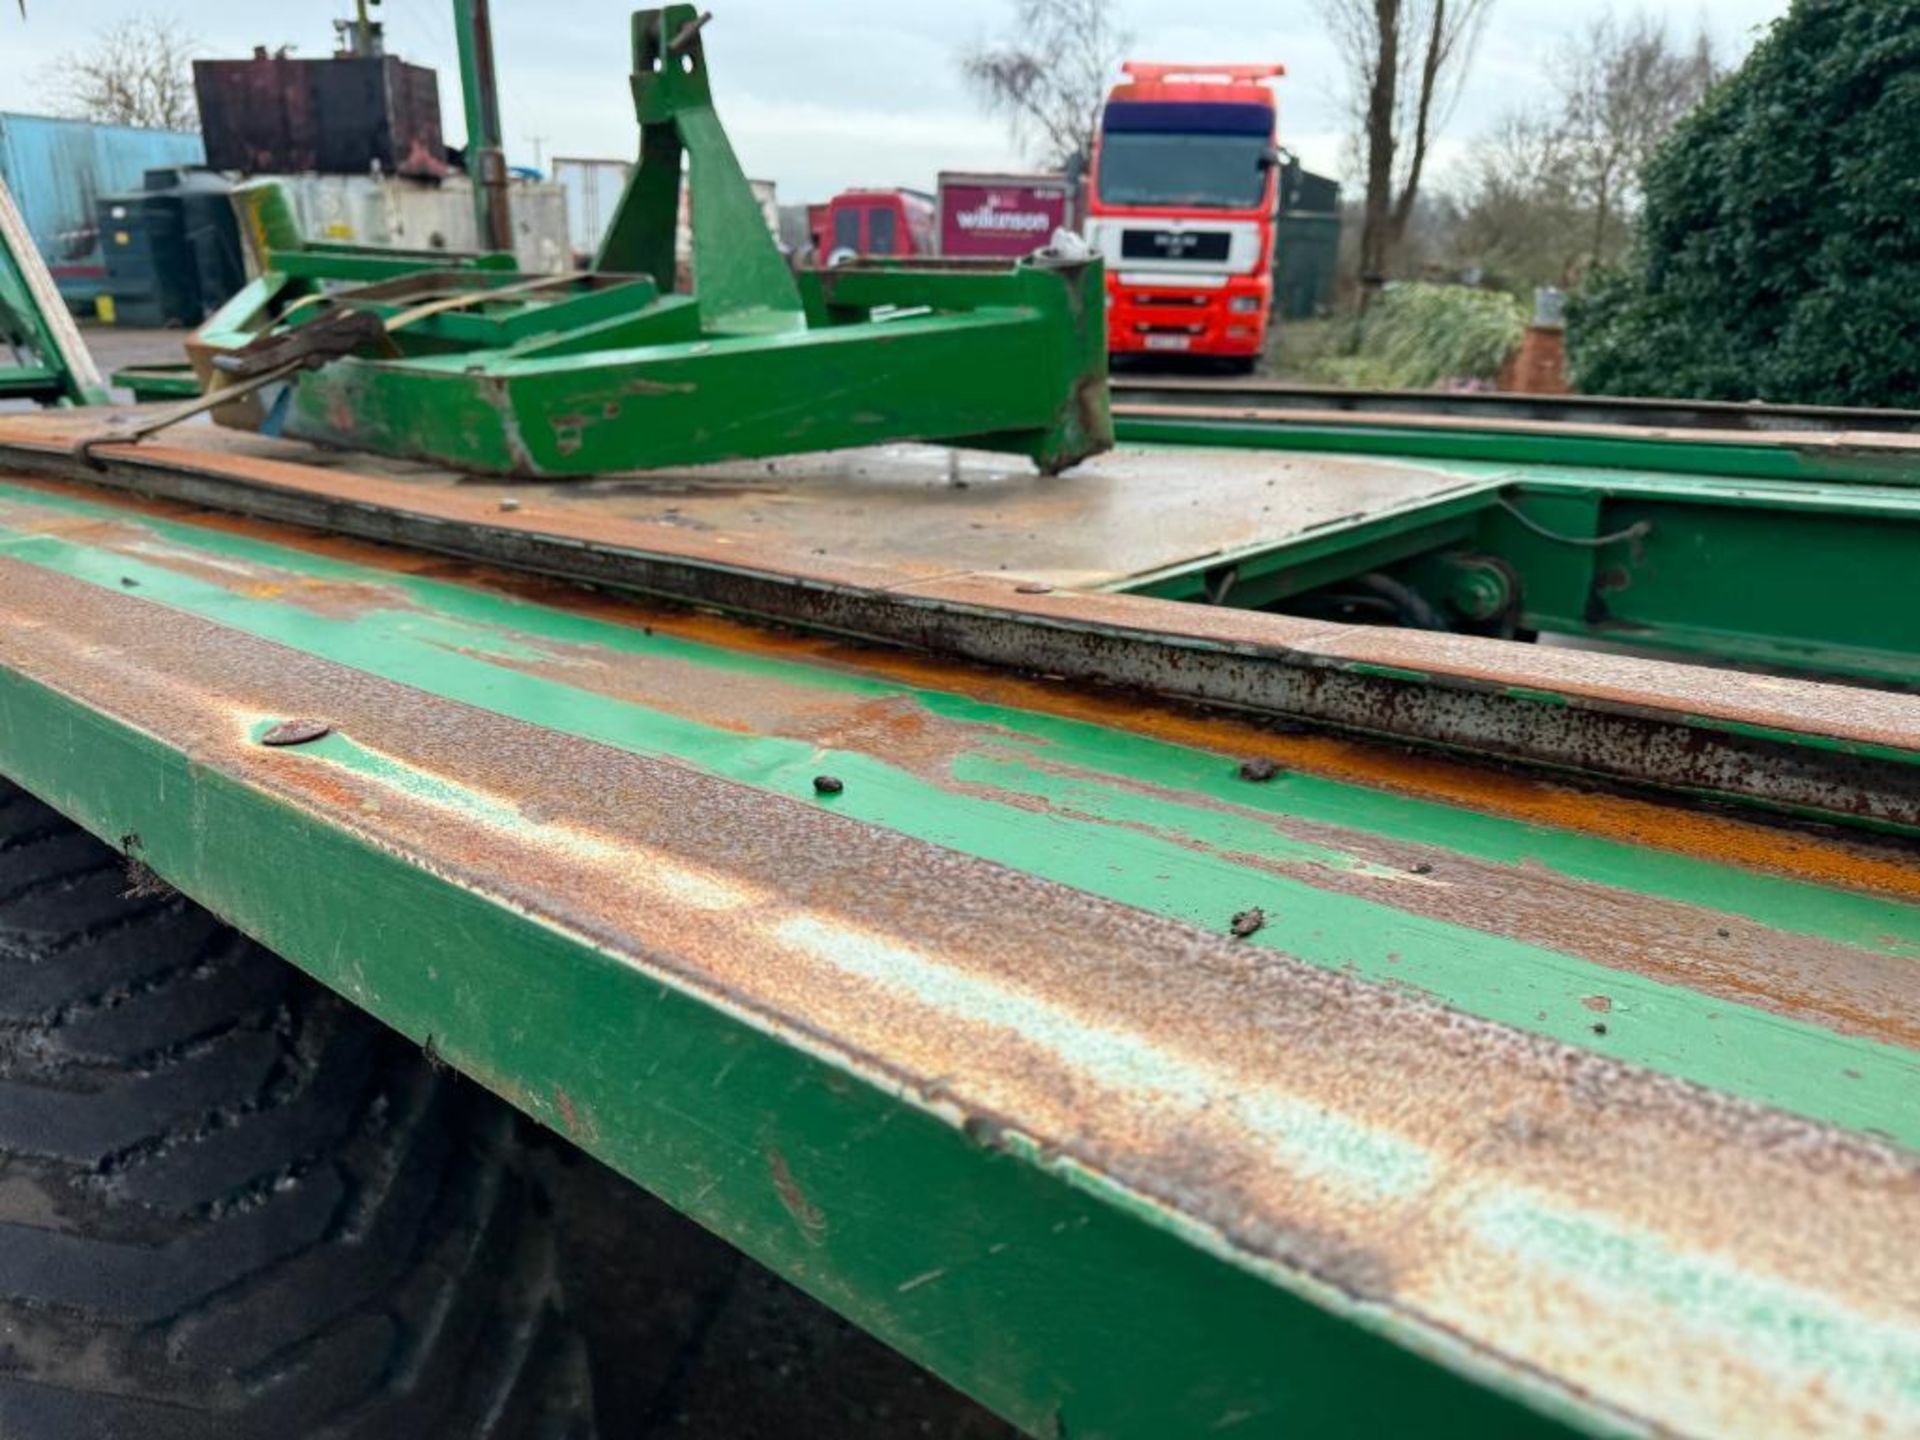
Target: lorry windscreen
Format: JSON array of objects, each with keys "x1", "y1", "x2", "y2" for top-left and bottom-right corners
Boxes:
[{"x1": 1096, "y1": 132, "x2": 1268, "y2": 209}]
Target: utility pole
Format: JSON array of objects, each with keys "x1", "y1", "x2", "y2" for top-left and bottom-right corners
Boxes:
[
  {"x1": 452, "y1": 0, "x2": 512, "y2": 254},
  {"x1": 335, "y1": 0, "x2": 384, "y2": 58},
  {"x1": 525, "y1": 134, "x2": 549, "y2": 172}
]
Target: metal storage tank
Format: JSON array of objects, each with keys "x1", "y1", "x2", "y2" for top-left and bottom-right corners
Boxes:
[
  {"x1": 192, "y1": 52, "x2": 445, "y2": 177},
  {"x1": 97, "y1": 167, "x2": 245, "y2": 327}
]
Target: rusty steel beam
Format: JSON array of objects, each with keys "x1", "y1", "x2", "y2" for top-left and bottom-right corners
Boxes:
[
  {"x1": 1110, "y1": 399, "x2": 1920, "y2": 485},
  {"x1": 0, "y1": 546, "x2": 1914, "y2": 1439},
  {"x1": 1110, "y1": 375, "x2": 1920, "y2": 435},
  {"x1": 1, "y1": 425, "x2": 1916, "y2": 833}
]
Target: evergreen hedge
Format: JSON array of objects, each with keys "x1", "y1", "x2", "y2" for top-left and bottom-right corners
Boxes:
[{"x1": 1568, "y1": 1, "x2": 1920, "y2": 405}]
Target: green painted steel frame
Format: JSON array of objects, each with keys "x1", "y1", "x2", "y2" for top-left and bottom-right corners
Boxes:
[
  {"x1": 1113, "y1": 411, "x2": 1920, "y2": 487},
  {"x1": 1, "y1": 475, "x2": 1911, "y2": 1137},
  {"x1": 595, "y1": 6, "x2": 805, "y2": 334},
  {"x1": 0, "y1": 483, "x2": 1915, "y2": 1438},
  {"x1": 187, "y1": 6, "x2": 1113, "y2": 477},
  {"x1": 1487, "y1": 477, "x2": 1920, "y2": 683},
  {"x1": 107, "y1": 362, "x2": 205, "y2": 401},
  {"x1": 0, "y1": 664, "x2": 1572, "y2": 1440},
  {"x1": 0, "y1": 173, "x2": 107, "y2": 406},
  {"x1": 1115, "y1": 437, "x2": 1920, "y2": 685},
  {"x1": 262, "y1": 262, "x2": 1109, "y2": 475},
  {"x1": 0, "y1": 485, "x2": 1912, "y2": 1440}
]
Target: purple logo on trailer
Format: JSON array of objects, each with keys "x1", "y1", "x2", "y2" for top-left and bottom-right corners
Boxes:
[{"x1": 940, "y1": 185, "x2": 1068, "y2": 258}]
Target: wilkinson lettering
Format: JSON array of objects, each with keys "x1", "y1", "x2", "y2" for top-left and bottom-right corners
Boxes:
[{"x1": 955, "y1": 205, "x2": 1054, "y2": 233}]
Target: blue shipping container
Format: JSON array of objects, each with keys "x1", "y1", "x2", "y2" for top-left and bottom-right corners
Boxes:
[{"x1": 0, "y1": 112, "x2": 204, "y2": 307}]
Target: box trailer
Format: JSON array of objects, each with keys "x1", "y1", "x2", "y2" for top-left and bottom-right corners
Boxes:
[
  {"x1": 936, "y1": 170, "x2": 1071, "y2": 258},
  {"x1": 0, "y1": 112, "x2": 204, "y2": 307}
]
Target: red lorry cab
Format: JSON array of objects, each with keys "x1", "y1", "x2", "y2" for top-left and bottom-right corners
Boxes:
[
  {"x1": 815, "y1": 189, "x2": 935, "y2": 263},
  {"x1": 1085, "y1": 62, "x2": 1285, "y2": 367}
]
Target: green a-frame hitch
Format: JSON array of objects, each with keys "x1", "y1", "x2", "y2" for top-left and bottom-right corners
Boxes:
[
  {"x1": 0, "y1": 174, "x2": 108, "y2": 408},
  {"x1": 188, "y1": 6, "x2": 1113, "y2": 478}
]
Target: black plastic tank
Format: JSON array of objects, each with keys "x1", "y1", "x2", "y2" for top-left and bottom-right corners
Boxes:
[{"x1": 97, "y1": 168, "x2": 246, "y2": 327}]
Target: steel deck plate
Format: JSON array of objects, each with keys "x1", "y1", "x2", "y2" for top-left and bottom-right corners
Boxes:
[{"x1": 0, "y1": 406, "x2": 1491, "y2": 588}]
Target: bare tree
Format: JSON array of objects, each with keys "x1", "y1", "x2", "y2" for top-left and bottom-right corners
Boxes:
[
  {"x1": 1319, "y1": 0, "x2": 1495, "y2": 289},
  {"x1": 1452, "y1": 11, "x2": 1719, "y2": 288},
  {"x1": 961, "y1": 0, "x2": 1132, "y2": 175},
  {"x1": 1555, "y1": 13, "x2": 1718, "y2": 271},
  {"x1": 1453, "y1": 109, "x2": 1584, "y2": 289},
  {"x1": 42, "y1": 13, "x2": 199, "y2": 131}
]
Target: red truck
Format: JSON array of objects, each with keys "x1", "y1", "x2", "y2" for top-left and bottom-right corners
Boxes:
[
  {"x1": 1083, "y1": 61, "x2": 1286, "y2": 369},
  {"x1": 810, "y1": 177, "x2": 1070, "y2": 265},
  {"x1": 813, "y1": 188, "x2": 935, "y2": 263}
]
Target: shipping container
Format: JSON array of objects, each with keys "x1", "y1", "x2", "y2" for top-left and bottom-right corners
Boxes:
[{"x1": 0, "y1": 112, "x2": 203, "y2": 307}]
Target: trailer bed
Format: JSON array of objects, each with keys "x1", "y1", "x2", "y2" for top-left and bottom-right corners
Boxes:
[
  {"x1": 0, "y1": 406, "x2": 1489, "y2": 588},
  {"x1": 0, "y1": 410, "x2": 1914, "y2": 1438}
]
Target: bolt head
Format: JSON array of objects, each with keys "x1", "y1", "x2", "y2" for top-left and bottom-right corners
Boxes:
[{"x1": 260, "y1": 718, "x2": 332, "y2": 747}]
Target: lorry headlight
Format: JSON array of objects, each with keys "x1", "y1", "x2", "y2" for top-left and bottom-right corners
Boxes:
[{"x1": 1228, "y1": 296, "x2": 1261, "y2": 314}]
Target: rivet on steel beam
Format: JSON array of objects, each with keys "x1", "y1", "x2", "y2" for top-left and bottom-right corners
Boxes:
[
  {"x1": 498, "y1": 497, "x2": 522, "y2": 512},
  {"x1": 1014, "y1": 582, "x2": 1053, "y2": 594},
  {"x1": 1229, "y1": 907, "x2": 1265, "y2": 938},
  {"x1": 260, "y1": 718, "x2": 332, "y2": 747},
  {"x1": 812, "y1": 775, "x2": 844, "y2": 796},
  {"x1": 1237, "y1": 758, "x2": 1279, "y2": 782}
]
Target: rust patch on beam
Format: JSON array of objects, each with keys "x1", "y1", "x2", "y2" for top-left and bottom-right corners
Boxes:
[
  {"x1": 1178, "y1": 821, "x2": 1920, "y2": 1050},
  {"x1": 2, "y1": 466, "x2": 1917, "y2": 902},
  {"x1": 429, "y1": 636, "x2": 1919, "y2": 1049},
  {"x1": 0, "y1": 492, "x2": 423, "y2": 621}
]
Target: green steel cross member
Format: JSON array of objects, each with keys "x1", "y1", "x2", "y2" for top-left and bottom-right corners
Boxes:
[{"x1": 184, "y1": 5, "x2": 1113, "y2": 478}]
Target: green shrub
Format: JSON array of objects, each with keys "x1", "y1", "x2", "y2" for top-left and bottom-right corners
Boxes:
[
  {"x1": 1309, "y1": 284, "x2": 1525, "y2": 389},
  {"x1": 1568, "y1": 1, "x2": 1920, "y2": 404}
]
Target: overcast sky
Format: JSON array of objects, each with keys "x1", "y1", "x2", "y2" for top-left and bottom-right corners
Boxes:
[{"x1": 3, "y1": 2, "x2": 1789, "y2": 200}]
